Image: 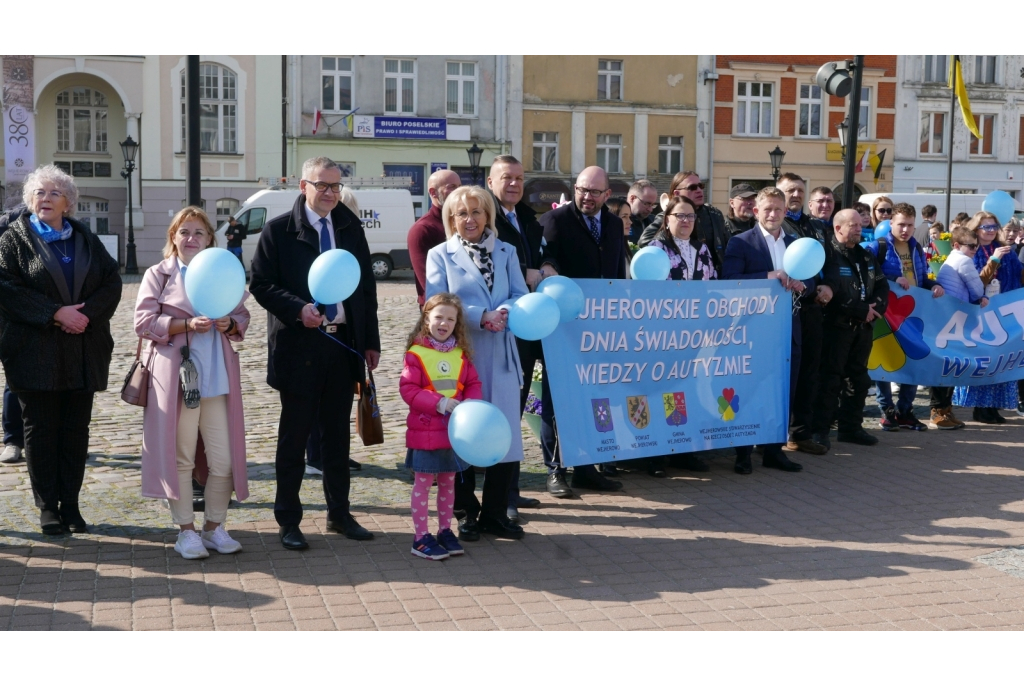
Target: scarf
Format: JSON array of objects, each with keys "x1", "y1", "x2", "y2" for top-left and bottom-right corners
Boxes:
[
  {"x1": 29, "y1": 214, "x2": 73, "y2": 243},
  {"x1": 785, "y1": 210, "x2": 803, "y2": 222},
  {"x1": 459, "y1": 227, "x2": 496, "y2": 291},
  {"x1": 418, "y1": 335, "x2": 457, "y2": 353}
]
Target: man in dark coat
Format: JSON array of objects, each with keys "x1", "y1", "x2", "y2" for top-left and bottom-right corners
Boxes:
[
  {"x1": 538, "y1": 166, "x2": 626, "y2": 498},
  {"x1": 724, "y1": 183, "x2": 757, "y2": 235},
  {"x1": 638, "y1": 171, "x2": 731, "y2": 273},
  {"x1": 626, "y1": 179, "x2": 659, "y2": 243},
  {"x1": 250, "y1": 157, "x2": 381, "y2": 551},
  {"x1": 408, "y1": 169, "x2": 460, "y2": 308}
]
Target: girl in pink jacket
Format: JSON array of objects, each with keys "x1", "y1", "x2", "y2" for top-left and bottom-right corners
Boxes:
[{"x1": 399, "y1": 293, "x2": 482, "y2": 560}]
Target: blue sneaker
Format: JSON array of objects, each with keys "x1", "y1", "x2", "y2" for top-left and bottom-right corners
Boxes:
[
  {"x1": 436, "y1": 528, "x2": 464, "y2": 556},
  {"x1": 411, "y1": 533, "x2": 449, "y2": 560}
]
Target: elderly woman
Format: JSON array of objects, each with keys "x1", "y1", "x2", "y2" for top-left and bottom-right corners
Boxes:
[
  {"x1": 0, "y1": 164, "x2": 121, "y2": 535},
  {"x1": 425, "y1": 186, "x2": 528, "y2": 541},
  {"x1": 135, "y1": 206, "x2": 250, "y2": 559},
  {"x1": 953, "y1": 211, "x2": 1024, "y2": 424},
  {"x1": 648, "y1": 196, "x2": 717, "y2": 281}
]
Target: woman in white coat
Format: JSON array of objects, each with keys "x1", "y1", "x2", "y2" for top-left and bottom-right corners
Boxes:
[{"x1": 426, "y1": 185, "x2": 528, "y2": 541}]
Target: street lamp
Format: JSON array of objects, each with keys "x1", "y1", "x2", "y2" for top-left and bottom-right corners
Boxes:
[
  {"x1": 769, "y1": 146, "x2": 786, "y2": 183},
  {"x1": 120, "y1": 135, "x2": 139, "y2": 274},
  {"x1": 836, "y1": 118, "x2": 849, "y2": 157},
  {"x1": 817, "y1": 56, "x2": 864, "y2": 209},
  {"x1": 466, "y1": 142, "x2": 483, "y2": 185}
]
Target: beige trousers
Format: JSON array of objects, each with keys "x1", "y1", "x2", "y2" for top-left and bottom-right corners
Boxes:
[{"x1": 170, "y1": 395, "x2": 233, "y2": 526}]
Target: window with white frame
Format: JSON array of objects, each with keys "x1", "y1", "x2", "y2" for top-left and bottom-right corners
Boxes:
[
  {"x1": 970, "y1": 114, "x2": 996, "y2": 155},
  {"x1": 216, "y1": 198, "x2": 239, "y2": 227},
  {"x1": 180, "y1": 64, "x2": 237, "y2": 153},
  {"x1": 532, "y1": 132, "x2": 558, "y2": 172},
  {"x1": 736, "y1": 82, "x2": 773, "y2": 136},
  {"x1": 596, "y1": 134, "x2": 622, "y2": 173},
  {"x1": 658, "y1": 136, "x2": 683, "y2": 174},
  {"x1": 923, "y1": 55, "x2": 948, "y2": 83},
  {"x1": 446, "y1": 62, "x2": 476, "y2": 117},
  {"x1": 384, "y1": 59, "x2": 416, "y2": 114},
  {"x1": 321, "y1": 57, "x2": 353, "y2": 112},
  {"x1": 798, "y1": 85, "x2": 823, "y2": 137},
  {"x1": 76, "y1": 198, "x2": 109, "y2": 234},
  {"x1": 597, "y1": 60, "x2": 622, "y2": 100},
  {"x1": 56, "y1": 88, "x2": 108, "y2": 153},
  {"x1": 919, "y1": 112, "x2": 946, "y2": 155},
  {"x1": 857, "y1": 87, "x2": 871, "y2": 138},
  {"x1": 975, "y1": 56, "x2": 997, "y2": 84}
]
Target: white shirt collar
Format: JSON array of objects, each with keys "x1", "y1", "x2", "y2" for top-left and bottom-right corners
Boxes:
[
  {"x1": 304, "y1": 204, "x2": 332, "y2": 232},
  {"x1": 758, "y1": 224, "x2": 785, "y2": 242}
]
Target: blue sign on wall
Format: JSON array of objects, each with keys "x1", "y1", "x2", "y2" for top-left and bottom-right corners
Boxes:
[
  {"x1": 541, "y1": 279, "x2": 792, "y2": 467},
  {"x1": 373, "y1": 116, "x2": 446, "y2": 140},
  {"x1": 383, "y1": 164, "x2": 425, "y2": 196},
  {"x1": 430, "y1": 162, "x2": 448, "y2": 173}
]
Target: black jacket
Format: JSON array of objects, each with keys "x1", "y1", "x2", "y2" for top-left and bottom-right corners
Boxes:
[
  {"x1": 782, "y1": 212, "x2": 829, "y2": 244},
  {"x1": 628, "y1": 213, "x2": 654, "y2": 243},
  {"x1": 638, "y1": 203, "x2": 730, "y2": 273},
  {"x1": 539, "y1": 201, "x2": 626, "y2": 280},
  {"x1": 0, "y1": 215, "x2": 122, "y2": 393},
  {"x1": 249, "y1": 194, "x2": 380, "y2": 394},
  {"x1": 492, "y1": 195, "x2": 544, "y2": 281},
  {"x1": 821, "y1": 235, "x2": 889, "y2": 326},
  {"x1": 724, "y1": 214, "x2": 756, "y2": 236}
]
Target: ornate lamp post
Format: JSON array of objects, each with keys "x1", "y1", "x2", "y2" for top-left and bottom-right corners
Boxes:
[
  {"x1": 466, "y1": 142, "x2": 483, "y2": 185},
  {"x1": 120, "y1": 135, "x2": 139, "y2": 274},
  {"x1": 769, "y1": 145, "x2": 786, "y2": 183}
]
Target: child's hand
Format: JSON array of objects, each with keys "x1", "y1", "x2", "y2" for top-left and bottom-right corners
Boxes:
[
  {"x1": 980, "y1": 297, "x2": 990, "y2": 307},
  {"x1": 896, "y1": 277, "x2": 910, "y2": 290},
  {"x1": 445, "y1": 398, "x2": 460, "y2": 413}
]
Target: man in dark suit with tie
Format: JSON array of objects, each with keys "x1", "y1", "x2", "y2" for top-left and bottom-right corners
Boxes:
[
  {"x1": 250, "y1": 157, "x2": 381, "y2": 550},
  {"x1": 721, "y1": 186, "x2": 810, "y2": 475},
  {"x1": 538, "y1": 166, "x2": 626, "y2": 498}
]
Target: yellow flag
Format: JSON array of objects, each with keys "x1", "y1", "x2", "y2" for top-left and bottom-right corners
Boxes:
[{"x1": 949, "y1": 55, "x2": 982, "y2": 139}]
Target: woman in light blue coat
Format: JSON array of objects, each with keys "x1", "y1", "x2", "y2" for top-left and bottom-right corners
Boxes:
[{"x1": 426, "y1": 185, "x2": 528, "y2": 540}]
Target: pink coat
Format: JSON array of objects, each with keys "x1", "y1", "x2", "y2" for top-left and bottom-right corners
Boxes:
[
  {"x1": 134, "y1": 257, "x2": 250, "y2": 501},
  {"x1": 400, "y1": 348, "x2": 482, "y2": 450}
]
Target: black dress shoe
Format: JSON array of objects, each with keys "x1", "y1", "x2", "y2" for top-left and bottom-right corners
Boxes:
[
  {"x1": 457, "y1": 516, "x2": 481, "y2": 542},
  {"x1": 647, "y1": 458, "x2": 667, "y2": 478},
  {"x1": 327, "y1": 513, "x2": 374, "y2": 540},
  {"x1": 279, "y1": 525, "x2": 309, "y2": 550},
  {"x1": 598, "y1": 463, "x2": 620, "y2": 476},
  {"x1": 515, "y1": 495, "x2": 540, "y2": 509},
  {"x1": 571, "y1": 470, "x2": 624, "y2": 492},
  {"x1": 670, "y1": 454, "x2": 710, "y2": 472},
  {"x1": 836, "y1": 428, "x2": 879, "y2": 446},
  {"x1": 811, "y1": 432, "x2": 832, "y2": 451},
  {"x1": 762, "y1": 451, "x2": 803, "y2": 472},
  {"x1": 478, "y1": 515, "x2": 525, "y2": 540},
  {"x1": 40, "y1": 510, "x2": 64, "y2": 536},
  {"x1": 547, "y1": 472, "x2": 573, "y2": 498},
  {"x1": 734, "y1": 457, "x2": 753, "y2": 475},
  {"x1": 349, "y1": 459, "x2": 362, "y2": 470},
  {"x1": 60, "y1": 509, "x2": 88, "y2": 534},
  {"x1": 507, "y1": 504, "x2": 521, "y2": 523},
  {"x1": 990, "y1": 408, "x2": 1006, "y2": 424}
]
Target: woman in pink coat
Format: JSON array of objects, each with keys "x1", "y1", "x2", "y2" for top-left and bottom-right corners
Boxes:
[{"x1": 134, "y1": 206, "x2": 250, "y2": 560}]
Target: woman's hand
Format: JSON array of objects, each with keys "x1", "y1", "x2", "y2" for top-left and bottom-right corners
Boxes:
[
  {"x1": 191, "y1": 316, "x2": 213, "y2": 333},
  {"x1": 993, "y1": 245, "x2": 1012, "y2": 260},
  {"x1": 214, "y1": 317, "x2": 233, "y2": 333},
  {"x1": 54, "y1": 304, "x2": 89, "y2": 334},
  {"x1": 482, "y1": 309, "x2": 508, "y2": 332}
]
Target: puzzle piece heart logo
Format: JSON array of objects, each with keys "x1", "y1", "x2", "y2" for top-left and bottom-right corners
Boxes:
[
  {"x1": 868, "y1": 291, "x2": 930, "y2": 373},
  {"x1": 717, "y1": 388, "x2": 739, "y2": 421}
]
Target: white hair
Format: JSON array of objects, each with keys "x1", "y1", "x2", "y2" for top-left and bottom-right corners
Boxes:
[
  {"x1": 301, "y1": 156, "x2": 338, "y2": 180},
  {"x1": 22, "y1": 164, "x2": 79, "y2": 216}
]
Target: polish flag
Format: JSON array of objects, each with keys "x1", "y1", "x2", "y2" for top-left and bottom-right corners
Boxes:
[
  {"x1": 855, "y1": 147, "x2": 871, "y2": 173},
  {"x1": 312, "y1": 108, "x2": 322, "y2": 135}
]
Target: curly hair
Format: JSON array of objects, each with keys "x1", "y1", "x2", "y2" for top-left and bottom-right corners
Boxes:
[
  {"x1": 406, "y1": 293, "x2": 474, "y2": 361},
  {"x1": 22, "y1": 164, "x2": 79, "y2": 216}
]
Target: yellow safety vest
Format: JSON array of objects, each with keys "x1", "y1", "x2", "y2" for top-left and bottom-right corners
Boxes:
[{"x1": 409, "y1": 345, "x2": 466, "y2": 398}]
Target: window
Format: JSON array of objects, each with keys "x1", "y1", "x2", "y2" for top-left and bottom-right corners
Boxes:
[
  {"x1": 970, "y1": 114, "x2": 996, "y2": 155},
  {"x1": 56, "y1": 87, "x2": 108, "y2": 153},
  {"x1": 216, "y1": 198, "x2": 239, "y2": 227},
  {"x1": 182, "y1": 199, "x2": 208, "y2": 211},
  {"x1": 798, "y1": 84, "x2": 823, "y2": 137},
  {"x1": 736, "y1": 82, "x2": 773, "y2": 136},
  {"x1": 923, "y1": 55, "x2": 948, "y2": 83},
  {"x1": 235, "y1": 207, "x2": 266, "y2": 235},
  {"x1": 919, "y1": 112, "x2": 946, "y2": 155},
  {"x1": 76, "y1": 198, "x2": 109, "y2": 234},
  {"x1": 658, "y1": 136, "x2": 683, "y2": 174},
  {"x1": 321, "y1": 57, "x2": 353, "y2": 112},
  {"x1": 532, "y1": 132, "x2": 558, "y2": 172},
  {"x1": 180, "y1": 64, "x2": 237, "y2": 153},
  {"x1": 857, "y1": 87, "x2": 871, "y2": 138},
  {"x1": 596, "y1": 134, "x2": 622, "y2": 173},
  {"x1": 597, "y1": 60, "x2": 622, "y2": 100},
  {"x1": 445, "y1": 62, "x2": 476, "y2": 117},
  {"x1": 975, "y1": 56, "x2": 997, "y2": 84},
  {"x1": 384, "y1": 59, "x2": 416, "y2": 114}
]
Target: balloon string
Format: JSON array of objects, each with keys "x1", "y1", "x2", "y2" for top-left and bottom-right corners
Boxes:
[{"x1": 315, "y1": 327, "x2": 365, "y2": 364}]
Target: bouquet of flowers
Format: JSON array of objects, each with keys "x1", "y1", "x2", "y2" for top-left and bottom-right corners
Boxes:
[
  {"x1": 928, "y1": 252, "x2": 947, "y2": 278},
  {"x1": 934, "y1": 232, "x2": 952, "y2": 257}
]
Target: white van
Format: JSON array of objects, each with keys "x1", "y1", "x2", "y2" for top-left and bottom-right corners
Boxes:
[
  {"x1": 857, "y1": 192, "x2": 1020, "y2": 226},
  {"x1": 216, "y1": 186, "x2": 415, "y2": 279}
]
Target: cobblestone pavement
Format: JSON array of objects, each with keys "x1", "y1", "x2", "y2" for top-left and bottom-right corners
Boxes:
[{"x1": 3, "y1": 271, "x2": 1024, "y2": 630}]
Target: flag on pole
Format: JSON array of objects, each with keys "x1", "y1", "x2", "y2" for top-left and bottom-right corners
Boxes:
[
  {"x1": 869, "y1": 149, "x2": 886, "y2": 187},
  {"x1": 949, "y1": 55, "x2": 982, "y2": 139},
  {"x1": 854, "y1": 146, "x2": 871, "y2": 173},
  {"x1": 312, "y1": 108, "x2": 322, "y2": 135}
]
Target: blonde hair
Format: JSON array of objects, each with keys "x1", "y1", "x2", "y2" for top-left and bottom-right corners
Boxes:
[
  {"x1": 441, "y1": 186, "x2": 496, "y2": 239},
  {"x1": 163, "y1": 206, "x2": 217, "y2": 259},
  {"x1": 406, "y1": 293, "x2": 474, "y2": 361}
]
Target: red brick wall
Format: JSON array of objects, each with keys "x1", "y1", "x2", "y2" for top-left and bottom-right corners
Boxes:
[
  {"x1": 715, "y1": 106, "x2": 733, "y2": 135},
  {"x1": 829, "y1": 94, "x2": 844, "y2": 108},
  {"x1": 877, "y1": 82, "x2": 896, "y2": 109},
  {"x1": 716, "y1": 74, "x2": 733, "y2": 102},
  {"x1": 876, "y1": 113, "x2": 894, "y2": 140},
  {"x1": 828, "y1": 111, "x2": 845, "y2": 139},
  {"x1": 780, "y1": 78, "x2": 796, "y2": 105},
  {"x1": 780, "y1": 109, "x2": 795, "y2": 137},
  {"x1": 717, "y1": 55, "x2": 896, "y2": 78}
]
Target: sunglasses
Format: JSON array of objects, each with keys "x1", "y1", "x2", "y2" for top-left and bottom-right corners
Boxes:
[
  {"x1": 876, "y1": 207, "x2": 893, "y2": 215},
  {"x1": 960, "y1": 242, "x2": 978, "y2": 249},
  {"x1": 680, "y1": 182, "x2": 705, "y2": 191},
  {"x1": 978, "y1": 224, "x2": 1000, "y2": 232}
]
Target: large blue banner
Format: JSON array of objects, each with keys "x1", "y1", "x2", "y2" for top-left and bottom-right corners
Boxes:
[
  {"x1": 541, "y1": 279, "x2": 791, "y2": 468},
  {"x1": 869, "y1": 282, "x2": 1024, "y2": 386}
]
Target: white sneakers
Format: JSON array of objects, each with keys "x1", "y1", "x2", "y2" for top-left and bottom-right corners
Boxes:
[
  {"x1": 0, "y1": 444, "x2": 22, "y2": 464},
  {"x1": 174, "y1": 525, "x2": 242, "y2": 559}
]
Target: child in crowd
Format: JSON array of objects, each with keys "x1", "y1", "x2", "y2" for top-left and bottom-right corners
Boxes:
[
  {"x1": 938, "y1": 225, "x2": 988, "y2": 307},
  {"x1": 868, "y1": 203, "x2": 945, "y2": 431},
  {"x1": 923, "y1": 222, "x2": 944, "y2": 261},
  {"x1": 400, "y1": 293, "x2": 482, "y2": 561}
]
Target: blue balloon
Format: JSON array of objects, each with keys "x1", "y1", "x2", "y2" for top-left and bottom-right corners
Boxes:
[
  {"x1": 308, "y1": 249, "x2": 360, "y2": 305},
  {"x1": 447, "y1": 400, "x2": 511, "y2": 468},
  {"x1": 782, "y1": 237, "x2": 826, "y2": 281},
  {"x1": 983, "y1": 189, "x2": 1015, "y2": 226},
  {"x1": 508, "y1": 292, "x2": 560, "y2": 341},
  {"x1": 184, "y1": 247, "x2": 246, "y2": 319},
  {"x1": 874, "y1": 219, "x2": 891, "y2": 241},
  {"x1": 536, "y1": 275, "x2": 584, "y2": 322},
  {"x1": 630, "y1": 246, "x2": 671, "y2": 280}
]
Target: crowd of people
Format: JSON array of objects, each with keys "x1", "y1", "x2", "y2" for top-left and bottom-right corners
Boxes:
[{"x1": 0, "y1": 157, "x2": 1021, "y2": 562}]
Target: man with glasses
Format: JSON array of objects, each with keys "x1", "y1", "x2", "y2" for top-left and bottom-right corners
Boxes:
[
  {"x1": 250, "y1": 156, "x2": 382, "y2": 551},
  {"x1": 538, "y1": 166, "x2": 626, "y2": 498},
  {"x1": 724, "y1": 183, "x2": 757, "y2": 235},
  {"x1": 409, "y1": 168, "x2": 461, "y2": 308},
  {"x1": 810, "y1": 209, "x2": 890, "y2": 450},
  {"x1": 639, "y1": 171, "x2": 730, "y2": 274},
  {"x1": 626, "y1": 179, "x2": 659, "y2": 243},
  {"x1": 808, "y1": 187, "x2": 836, "y2": 226}
]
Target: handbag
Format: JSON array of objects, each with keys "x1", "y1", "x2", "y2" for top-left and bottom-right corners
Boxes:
[
  {"x1": 355, "y1": 366, "x2": 384, "y2": 446},
  {"x1": 120, "y1": 338, "x2": 150, "y2": 407},
  {"x1": 180, "y1": 318, "x2": 201, "y2": 409}
]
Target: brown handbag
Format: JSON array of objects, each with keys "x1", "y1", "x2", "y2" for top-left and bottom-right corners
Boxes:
[
  {"x1": 355, "y1": 367, "x2": 384, "y2": 446},
  {"x1": 120, "y1": 338, "x2": 150, "y2": 407}
]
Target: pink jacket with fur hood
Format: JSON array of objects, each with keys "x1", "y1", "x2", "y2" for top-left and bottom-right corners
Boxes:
[{"x1": 400, "y1": 346, "x2": 482, "y2": 450}]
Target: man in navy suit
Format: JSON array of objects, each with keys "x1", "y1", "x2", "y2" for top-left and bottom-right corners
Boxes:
[{"x1": 721, "y1": 187, "x2": 813, "y2": 475}]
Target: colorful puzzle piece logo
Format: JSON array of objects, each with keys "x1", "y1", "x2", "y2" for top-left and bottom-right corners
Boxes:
[
  {"x1": 717, "y1": 388, "x2": 739, "y2": 421},
  {"x1": 868, "y1": 291, "x2": 930, "y2": 372}
]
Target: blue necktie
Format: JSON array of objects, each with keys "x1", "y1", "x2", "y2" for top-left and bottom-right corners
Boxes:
[
  {"x1": 507, "y1": 211, "x2": 520, "y2": 232},
  {"x1": 587, "y1": 215, "x2": 600, "y2": 243},
  {"x1": 318, "y1": 218, "x2": 338, "y2": 322}
]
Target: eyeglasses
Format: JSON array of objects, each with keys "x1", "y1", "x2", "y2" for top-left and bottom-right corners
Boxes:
[
  {"x1": 876, "y1": 207, "x2": 893, "y2": 215},
  {"x1": 978, "y1": 224, "x2": 1000, "y2": 232},
  {"x1": 33, "y1": 190, "x2": 63, "y2": 201},
  {"x1": 303, "y1": 180, "x2": 343, "y2": 194},
  {"x1": 960, "y1": 242, "x2": 978, "y2": 249},
  {"x1": 633, "y1": 198, "x2": 656, "y2": 207},
  {"x1": 680, "y1": 182, "x2": 705, "y2": 191},
  {"x1": 574, "y1": 186, "x2": 607, "y2": 198},
  {"x1": 669, "y1": 212, "x2": 697, "y2": 222}
]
